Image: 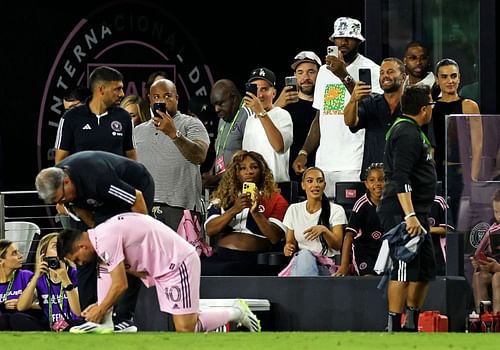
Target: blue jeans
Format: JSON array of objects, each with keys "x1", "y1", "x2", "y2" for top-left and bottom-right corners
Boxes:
[{"x1": 291, "y1": 249, "x2": 331, "y2": 276}]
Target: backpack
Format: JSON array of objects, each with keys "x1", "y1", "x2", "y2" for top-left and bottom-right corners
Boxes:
[{"x1": 176, "y1": 209, "x2": 213, "y2": 257}]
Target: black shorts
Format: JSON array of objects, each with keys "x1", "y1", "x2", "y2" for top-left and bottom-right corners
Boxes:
[
  {"x1": 378, "y1": 208, "x2": 437, "y2": 282},
  {"x1": 390, "y1": 232, "x2": 436, "y2": 282}
]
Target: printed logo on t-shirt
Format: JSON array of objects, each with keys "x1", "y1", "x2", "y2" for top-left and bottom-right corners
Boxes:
[
  {"x1": 111, "y1": 121, "x2": 124, "y2": 136},
  {"x1": 323, "y1": 84, "x2": 346, "y2": 116},
  {"x1": 371, "y1": 231, "x2": 382, "y2": 240}
]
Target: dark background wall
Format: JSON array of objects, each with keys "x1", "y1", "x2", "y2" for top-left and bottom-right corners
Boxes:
[{"x1": 0, "y1": 0, "x2": 364, "y2": 191}]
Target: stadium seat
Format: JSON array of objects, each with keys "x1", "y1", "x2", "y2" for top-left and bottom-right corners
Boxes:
[
  {"x1": 4, "y1": 221, "x2": 41, "y2": 263},
  {"x1": 277, "y1": 181, "x2": 299, "y2": 204},
  {"x1": 334, "y1": 181, "x2": 366, "y2": 216}
]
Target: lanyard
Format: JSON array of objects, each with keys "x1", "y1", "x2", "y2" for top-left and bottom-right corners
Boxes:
[
  {"x1": 46, "y1": 277, "x2": 64, "y2": 328},
  {"x1": 0, "y1": 270, "x2": 16, "y2": 303},
  {"x1": 215, "y1": 101, "x2": 243, "y2": 157},
  {"x1": 385, "y1": 117, "x2": 432, "y2": 151}
]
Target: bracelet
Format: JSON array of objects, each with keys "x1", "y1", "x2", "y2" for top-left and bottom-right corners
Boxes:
[
  {"x1": 298, "y1": 149, "x2": 308, "y2": 158},
  {"x1": 404, "y1": 212, "x2": 416, "y2": 220}
]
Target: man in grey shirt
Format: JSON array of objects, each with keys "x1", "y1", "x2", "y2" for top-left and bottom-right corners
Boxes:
[{"x1": 135, "y1": 79, "x2": 210, "y2": 230}]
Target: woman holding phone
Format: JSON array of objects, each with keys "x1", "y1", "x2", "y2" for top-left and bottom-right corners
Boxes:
[{"x1": 202, "y1": 150, "x2": 289, "y2": 276}]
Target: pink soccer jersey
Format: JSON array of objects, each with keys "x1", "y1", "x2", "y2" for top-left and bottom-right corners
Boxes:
[{"x1": 88, "y1": 213, "x2": 196, "y2": 280}]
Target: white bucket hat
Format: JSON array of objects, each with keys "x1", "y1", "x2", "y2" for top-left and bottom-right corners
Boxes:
[{"x1": 329, "y1": 17, "x2": 365, "y2": 42}]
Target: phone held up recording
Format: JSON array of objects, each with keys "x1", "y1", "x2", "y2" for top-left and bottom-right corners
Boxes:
[
  {"x1": 245, "y1": 83, "x2": 258, "y2": 96},
  {"x1": 358, "y1": 68, "x2": 372, "y2": 88},
  {"x1": 153, "y1": 102, "x2": 166, "y2": 118},
  {"x1": 242, "y1": 182, "x2": 256, "y2": 202},
  {"x1": 327, "y1": 46, "x2": 338, "y2": 57}
]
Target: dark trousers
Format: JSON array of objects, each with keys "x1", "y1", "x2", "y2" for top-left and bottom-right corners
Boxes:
[{"x1": 77, "y1": 258, "x2": 141, "y2": 322}]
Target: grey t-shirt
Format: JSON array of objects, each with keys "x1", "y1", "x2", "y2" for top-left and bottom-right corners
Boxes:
[{"x1": 135, "y1": 111, "x2": 210, "y2": 211}]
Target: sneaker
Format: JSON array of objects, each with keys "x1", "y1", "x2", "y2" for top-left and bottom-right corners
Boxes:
[
  {"x1": 69, "y1": 321, "x2": 113, "y2": 334},
  {"x1": 233, "y1": 299, "x2": 261, "y2": 332},
  {"x1": 114, "y1": 320, "x2": 138, "y2": 333}
]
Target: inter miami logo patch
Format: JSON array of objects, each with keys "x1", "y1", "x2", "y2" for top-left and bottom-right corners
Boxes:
[{"x1": 37, "y1": 0, "x2": 213, "y2": 170}]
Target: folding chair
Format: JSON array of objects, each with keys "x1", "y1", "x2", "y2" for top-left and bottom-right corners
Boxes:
[{"x1": 4, "y1": 221, "x2": 41, "y2": 263}]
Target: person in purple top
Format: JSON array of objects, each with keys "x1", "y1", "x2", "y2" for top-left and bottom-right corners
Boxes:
[
  {"x1": 0, "y1": 240, "x2": 44, "y2": 330},
  {"x1": 17, "y1": 233, "x2": 81, "y2": 331}
]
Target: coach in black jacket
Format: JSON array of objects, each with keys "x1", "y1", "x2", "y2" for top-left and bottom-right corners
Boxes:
[{"x1": 378, "y1": 85, "x2": 437, "y2": 332}]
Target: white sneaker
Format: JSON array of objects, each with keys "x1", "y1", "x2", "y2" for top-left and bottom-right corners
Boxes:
[
  {"x1": 233, "y1": 299, "x2": 261, "y2": 332},
  {"x1": 113, "y1": 320, "x2": 138, "y2": 333},
  {"x1": 69, "y1": 321, "x2": 113, "y2": 334}
]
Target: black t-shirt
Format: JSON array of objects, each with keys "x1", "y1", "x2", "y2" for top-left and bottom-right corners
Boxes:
[
  {"x1": 284, "y1": 99, "x2": 317, "y2": 184},
  {"x1": 58, "y1": 151, "x2": 154, "y2": 222},
  {"x1": 381, "y1": 116, "x2": 437, "y2": 214},
  {"x1": 55, "y1": 102, "x2": 135, "y2": 156}
]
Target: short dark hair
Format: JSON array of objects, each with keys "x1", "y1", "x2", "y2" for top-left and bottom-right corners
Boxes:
[
  {"x1": 382, "y1": 57, "x2": 405, "y2": 74},
  {"x1": 401, "y1": 85, "x2": 431, "y2": 116},
  {"x1": 404, "y1": 40, "x2": 430, "y2": 57},
  {"x1": 56, "y1": 228, "x2": 84, "y2": 260},
  {"x1": 146, "y1": 70, "x2": 168, "y2": 93},
  {"x1": 89, "y1": 66, "x2": 124, "y2": 93},
  {"x1": 63, "y1": 85, "x2": 91, "y2": 102}
]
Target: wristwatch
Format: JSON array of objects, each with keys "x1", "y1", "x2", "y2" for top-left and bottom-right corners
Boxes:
[
  {"x1": 172, "y1": 129, "x2": 182, "y2": 141},
  {"x1": 257, "y1": 111, "x2": 267, "y2": 118},
  {"x1": 63, "y1": 283, "x2": 75, "y2": 291},
  {"x1": 342, "y1": 74, "x2": 354, "y2": 85}
]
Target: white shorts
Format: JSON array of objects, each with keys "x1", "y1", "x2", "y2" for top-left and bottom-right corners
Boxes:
[{"x1": 155, "y1": 251, "x2": 200, "y2": 315}]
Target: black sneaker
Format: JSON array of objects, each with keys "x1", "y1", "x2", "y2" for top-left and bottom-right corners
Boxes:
[{"x1": 114, "y1": 320, "x2": 138, "y2": 333}]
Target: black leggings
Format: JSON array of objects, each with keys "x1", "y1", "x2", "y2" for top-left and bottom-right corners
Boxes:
[{"x1": 0, "y1": 311, "x2": 47, "y2": 331}]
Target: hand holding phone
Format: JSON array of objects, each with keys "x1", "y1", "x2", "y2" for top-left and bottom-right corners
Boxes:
[
  {"x1": 245, "y1": 83, "x2": 258, "y2": 96},
  {"x1": 242, "y1": 182, "x2": 256, "y2": 201},
  {"x1": 153, "y1": 102, "x2": 166, "y2": 118},
  {"x1": 327, "y1": 46, "x2": 339, "y2": 57},
  {"x1": 475, "y1": 251, "x2": 488, "y2": 263},
  {"x1": 358, "y1": 68, "x2": 372, "y2": 87},
  {"x1": 284, "y1": 76, "x2": 298, "y2": 92}
]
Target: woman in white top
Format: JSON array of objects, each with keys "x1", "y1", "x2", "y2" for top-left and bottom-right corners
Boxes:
[{"x1": 281, "y1": 167, "x2": 347, "y2": 276}]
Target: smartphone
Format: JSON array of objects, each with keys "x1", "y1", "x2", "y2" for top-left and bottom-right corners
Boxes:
[
  {"x1": 475, "y1": 251, "x2": 488, "y2": 262},
  {"x1": 327, "y1": 46, "x2": 339, "y2": 57},
  {"x1": 153, "y1": 102, "x2": 166, "y2": 118},
  {"x1": 242, "y1": 182, "x2": 256, "y2": 201},
  {"x1": 284, "y1": 76, "x2": 298, "y2": 92},
  {"x1": 245, "y1": 83, "x2": 258, "y2": 96},
  {"x1": 358, "y1": 68, "x2": 372, "y2": 87},
  {"x1": 43, "y1": 256, "x2": 60, "y2": 269}
]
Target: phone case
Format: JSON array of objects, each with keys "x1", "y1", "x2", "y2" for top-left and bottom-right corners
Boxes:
[{"x1": 242, "y1": 182, "x2": 256, "y2": 201}]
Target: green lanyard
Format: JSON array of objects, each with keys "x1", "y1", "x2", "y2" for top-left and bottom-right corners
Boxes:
[
  {"x1": 215, "y1": 101, "x2": 244, "y2": 157},
  {"x1": 385, "y1": 117, "x2": 432, "y2": 152},
  {"x1": 0, "y1": 270, "x2": 16, "y2": 303},
  {"x1": 46, "y1": 277, "x2": 64, "y2": 328}
]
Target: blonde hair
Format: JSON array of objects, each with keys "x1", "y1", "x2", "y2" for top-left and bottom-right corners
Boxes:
[
  {"x1": 35, "y1": 232, "x2": 58, "y2": 263},
  {"x1": 120, "y1": 95, "x2": 150, "y2": 124}
]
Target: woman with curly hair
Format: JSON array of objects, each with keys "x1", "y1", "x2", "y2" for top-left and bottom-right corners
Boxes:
[{"x1": 202, "y1": 150, "x2": 289, "y2": 276}]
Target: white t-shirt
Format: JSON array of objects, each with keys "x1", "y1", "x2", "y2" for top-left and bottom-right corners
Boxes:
[
  {"x1": 283, "y1": 200, "x2": 347, "y2": 256},
  {"x1": 88, "y1": 213, "x2": 196, "y2": 284},
  {"x1": 313, "y1": 54, "x2": 381, "y2": 172},
  {"x1": 242, "y1": 106, "x2": 293, "y2": 182}
]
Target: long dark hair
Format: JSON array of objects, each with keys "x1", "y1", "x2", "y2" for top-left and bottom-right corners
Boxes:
[{"x1": 302, "y1": 167, "x2": 331, "y2": 255}]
